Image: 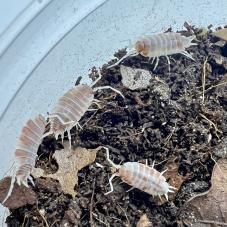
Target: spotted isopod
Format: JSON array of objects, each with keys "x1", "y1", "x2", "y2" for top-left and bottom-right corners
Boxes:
[
  {"x1": 104, "y1": 147, "x2": 176, "y2": 200},
  {"x1": 108, "y1": 32, "x2": 196, "y2": 70},
  {"x1": 43, "y1": 71, "x2": 124, "y2": 147}
]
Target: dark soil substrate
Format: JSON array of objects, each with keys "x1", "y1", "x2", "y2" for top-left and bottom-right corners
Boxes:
[{"x1": 5, "y1": 26, "x2": 227, "y2": 226}]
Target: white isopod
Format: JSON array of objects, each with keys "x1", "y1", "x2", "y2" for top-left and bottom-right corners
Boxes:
[
  {"x1": 2, "y1": 114, "x2": 46, "y2": 204},
  {"x1": 108, "y1": 32, "x2": 196, "y2": 70},
  {"x1": 104, "y1": 147, "x2": 176, "y2": 200},
  {"x1": 43, "y1": 71, "x2": 124, "y2": 147}
]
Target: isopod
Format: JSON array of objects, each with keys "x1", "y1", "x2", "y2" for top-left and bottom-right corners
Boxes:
[
  {"x1": 108, "y1": 32, "x2": 196, "y2": 70},
  {"x1": 43, "y1": 71, "x2": 124, "y2": 147},
  {"x1": 104, "y1": 147, "x2": 176, "y2": 200},
  {"x1": 2, "y1": 114, "x2": 46, "y2": 204}
]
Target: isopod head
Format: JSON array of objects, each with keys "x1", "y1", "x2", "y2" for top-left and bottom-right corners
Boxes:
[
  {"x1": 135, "y1": 37, "x2": 151, "y2": 57},
  {"x1": 158, "y1": 180, "x2": 176, "y2": 201}
]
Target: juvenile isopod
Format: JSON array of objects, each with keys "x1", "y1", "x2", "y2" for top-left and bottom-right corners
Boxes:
[
  {"x1": 43, "y1": 71, "x2": 124, "y2": 147},
  {"x1": 2, "y1": 114, "x2": 46, "y2": 204},
  {"x1": 104, "y1": 147, "x2": 176, "y2": 200},
  {"x1": 108, "y1": 32, "x2": 196, "y2": 70}
]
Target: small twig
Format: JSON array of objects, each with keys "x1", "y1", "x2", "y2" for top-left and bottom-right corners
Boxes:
[
  {"x1": 163, "y1": 122, "x2": 177, "y2": 146},
  {"x1": 199, "y1": 113, "x2": 222, "y2": 139},
  {"x1": 117, "y1": 203, "x2": 130, "y2": 226},
  {"x1": 37, "y1": 209, "x2": 49, "y2": 227},
  {"x1": 198, "y1": 219, "x2": 227, "y2": 226},
  {"x1": 92, "y1": 212, "x2": 110, "y2": 226},
  {"x1": 154, "y1": 76, "x2": 167, "y2": 85},
  {"x1": 50, "y1": 220, "x2": 59, "y2": 227},
  {"x1": 90, "y1": 181, "x2": 96, "y2": 227},
  {"x1": 119, "y1": 127, "x2": 145, "y2": 139},
  {"x1": 205, "y1": 81, "x2": 227, "y2": 92},
  {"x1": 202, "y1": 57, "x2": 208, "y2": 103},
  {"x1": 81, "y1": 109, "x2": 99, "y2": 128},
  {"x1": 21, "y1": 213, "x2": 29, "y2": 227},
  {"x1": 154, "y1": 158, "x2": 168, "y2": 166}
]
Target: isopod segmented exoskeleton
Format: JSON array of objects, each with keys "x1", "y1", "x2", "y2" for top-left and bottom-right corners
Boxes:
[
  {"x1": 2, "y1": 114, "x2": 46, "y2": 204},
  {"x1": 108, "y1": 32, "x2": 196, "y2": 70},
  {"x1": 43, "y1": 71, "x2": 124, "y2": 147},
  {"x1": 103, "y1": 147, "x2": 176, "y2": 200}
]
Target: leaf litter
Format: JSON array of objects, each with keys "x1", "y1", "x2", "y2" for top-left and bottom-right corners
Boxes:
[
  {"x1": 32, "y1": 142, "x2": 99, "y2": 198},
  {"x1": 180, "y1": 158, "x2": 227, "y2": 226},
  {"x1": 136, "y1": 214, "x2": 152, "y2": 227},
  {"x1": 0, "y1": 177, "x2": 37, "y2": 209},
  {"x1": 212, "y1": 28, "x2": 227, "y2": 41},
  {"x1": 4, "y1": 25, "x2": 227, "y2": 226}
]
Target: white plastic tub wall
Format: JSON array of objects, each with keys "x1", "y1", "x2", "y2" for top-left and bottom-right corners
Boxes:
[{"x1": 0, "y1": 0, "x2": 227, "y2": 223}]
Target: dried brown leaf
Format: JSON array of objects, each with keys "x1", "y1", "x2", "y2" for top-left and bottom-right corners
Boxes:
[
  {"x1": 33, "y1": 143, "x2": 99, "y2": 198},
  {"x1": 181, "y1": 158, "x2": 227, "y2": 226},
  {"x1": 212, "y1": 28, "x2": 227, "y2": 41},
  {"x1": 120, "y1": 66, "x2": 152, "y2": 90},
  {"x1": 136, "y1": 214, "x2": 152, "y2": 227},
  {"x1": 0, "y1": 177, "x2": 37, "y2": 209},
  {"x1": 32, "y1": 167, "x2": 44, "y2": 178},
  {"x1": 164, "y1": 161, "x2": 189, "y2": 200}
]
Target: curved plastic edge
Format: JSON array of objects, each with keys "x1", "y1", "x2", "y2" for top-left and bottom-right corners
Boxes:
[
  {"x1": 0, "y1": 0, "x2": 52, "y2": 56},
  {"x1": 0, "y1": 0, "x2": 108, "y2": 119}
]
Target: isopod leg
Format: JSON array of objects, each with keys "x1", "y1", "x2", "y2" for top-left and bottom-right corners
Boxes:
[
  {"x1": 2, "y1": 175, "x2": 16, "y2": 204},
  {"x1": 42, "y1": 131, "x2": 53, "y2": 138},
  {"x1": 107, "y1": 50, "x2": 138, "y2": 69},
  {"x1": 151, "y1": 57, "x2": 156, "y2": 64},
  {"x1": 151, "y1": 161, "x2": 155, "y2": 168},
  {"x1": 145, "y1": 159, "x2": 148, "y2": 166},
  {"x1": 66, "y1": 129, "x2": 72, "y2": 148},
  {"x1": 160, "y1": 168, "x2": 168, "y2": 175},
  {"x1": 104, "y1": 173, "x2": 117, "y2": 195},
  {"x1": 180, "y1": 50, "x2": 195, "y2": 61},
  {"x1": 104, "y1": 147, "x2": 119, "y2": 168},
  {"x1": 28, "y1": 175, "x2": 35, "y2": 187},
  {"x1": 60, "y1": 132, "x2": 64, "y2": 143},
  {"x1": 168, "y1": 185, "x2": 177, "y2": 192},
  {"x1": 165, "y1": 55, "x2": 171, "y2": 74},
  {"x1": 153, "y1": 57, "x2": 160, "y2": 71},
  {"x1": 187, "y1": 35, "x2": 197, "y2": 45},
  {"x1": 49, "y1": 115, "x2": 74, "y2": 126},
  {"x1": 21, "y1": 177, "x2": 29, "y2": 187},
  {"x1": 93, "y1": 86, "x2": 125, "y2": 99},
  {"x1": 92, "y1": 99, "x2": 102, "y2": 109},
  {"x1": 92, "y1": 102, "x2": 101, "y2": 109},
  {"x1": 87, "y1": 108, "x2": 98, "y2": 112}
]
